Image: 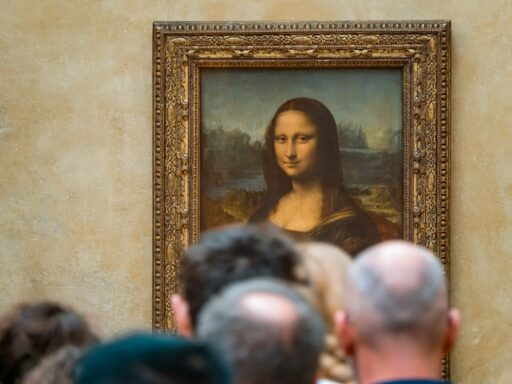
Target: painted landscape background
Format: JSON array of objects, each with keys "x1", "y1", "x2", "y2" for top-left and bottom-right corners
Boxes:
[{"x1": 200, "y1": 68, "x2": 403, "y2": 231}]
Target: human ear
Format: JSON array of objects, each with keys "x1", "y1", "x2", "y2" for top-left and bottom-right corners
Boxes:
[
  {"x1": 443, "y1": 308, "x2": 460, "y2": 353},
  {"x1": 335, "y1": 310, "x2": 355, "y2": 357},
  {"x1": 171, "y1": 294, "x2": 194, "y2": 337}
]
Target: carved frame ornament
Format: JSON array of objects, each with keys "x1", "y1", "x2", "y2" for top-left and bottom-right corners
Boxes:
[{"x1": 153, "y1": 19, "x2": 451, "y2": 361}]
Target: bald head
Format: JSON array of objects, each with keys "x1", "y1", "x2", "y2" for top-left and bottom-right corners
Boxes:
[
  {"x1": 240, "y1": 292, "x2": 298, "y2": 326},
  {"x1": 345, "y1": 241, "x2": 448, "y2": 349},
  {"x1": 197, "y1": 278, "x2": 326, "y2": 384}
]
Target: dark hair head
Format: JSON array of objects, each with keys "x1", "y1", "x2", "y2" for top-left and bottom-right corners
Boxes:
[
  {"x1": 261, "y1": 97, "x2": 346, "y2": 216},
  {"x1": 0, "y1": 301, "x2": 98, "y2": 384},
  {"x1": 197, "y1": 278, "x2": 326, "y2": 384},
  {"x1": 74, "y1": 333, "x2": 232, "y2": 384},
  {"x1": 181, "y1": 223, "x2": 302, "y2": 328}
]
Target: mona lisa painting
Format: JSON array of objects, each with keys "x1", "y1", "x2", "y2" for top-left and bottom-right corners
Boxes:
[
  {"x1": 200, "y1": 69, "x2": 402, "y2": 256},
  {"x1": 153, "y1": 20, "x2": 451, "y2": 333}
]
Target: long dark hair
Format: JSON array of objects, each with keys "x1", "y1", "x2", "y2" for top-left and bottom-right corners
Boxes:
[{"x1": 256, "y1": 97, "x2": 351, "y2": 219}]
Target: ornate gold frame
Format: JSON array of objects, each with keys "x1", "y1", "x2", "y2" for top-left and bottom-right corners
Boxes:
[{"x1": 153, "y1": 20, "x2": 451, "y2": 371}]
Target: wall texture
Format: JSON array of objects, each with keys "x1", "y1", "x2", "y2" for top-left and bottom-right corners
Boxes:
[{"x1": 1, "y1": 1, "x2": 511, "y2": 382}]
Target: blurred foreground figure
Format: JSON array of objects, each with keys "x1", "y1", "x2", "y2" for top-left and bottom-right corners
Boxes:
[
  {"x1": 74, "y1": 333, "x2": 231, "y2": 384},
  {"x1": 336, "y1": 241, "x2": 460, "y2": 384},
  {"x1": 172, "y1": 223, "x2": 302, "y2": 336},
  {"x1": 0, "y1": 301, "x2": 97, "y2": 384},
  {"x1": 23, "y1": 345, "x2": 84, "y2": 384},
  {"x1": 197, "y1": 278, "x2": 326, "y2": 384},
  {"x1": 296, "y1": 242, "x2": 355, "y2": 384}
]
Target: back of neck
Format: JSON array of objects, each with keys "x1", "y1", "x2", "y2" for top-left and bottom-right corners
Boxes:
[{"x1": 355, "y1": 345, "x2": 443, "y2": 384}]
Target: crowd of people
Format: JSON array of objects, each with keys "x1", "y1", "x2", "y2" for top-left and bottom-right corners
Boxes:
[{"x1": 0, "y1": 223, "x2": 459, "y2": 384}]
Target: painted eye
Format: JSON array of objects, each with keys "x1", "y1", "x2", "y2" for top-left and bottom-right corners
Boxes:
[
  {"x1": 297, "y1": 135, "x2": 311, "y2": 142},
  {"x1": 275, "y1": 136, "x2": 287, "y2": 143}
]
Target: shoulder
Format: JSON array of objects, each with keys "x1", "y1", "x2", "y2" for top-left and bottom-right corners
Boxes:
[{"x1": 248, "y1": 200, "x2": 273, "y2": 222}]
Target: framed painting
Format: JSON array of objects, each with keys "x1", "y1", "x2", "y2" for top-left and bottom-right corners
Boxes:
[{"x1": 152, "y1": 20, "x2": 451, "y2": 350}]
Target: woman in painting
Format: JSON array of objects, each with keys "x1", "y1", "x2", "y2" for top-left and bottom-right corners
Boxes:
[{"x1": 250, "y1": 97, "x2": 393, "y2": 256}]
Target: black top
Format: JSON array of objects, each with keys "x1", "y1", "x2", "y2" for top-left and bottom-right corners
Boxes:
[{"x1": 250, "y1": 206, "x2": 380, "y2": 257}]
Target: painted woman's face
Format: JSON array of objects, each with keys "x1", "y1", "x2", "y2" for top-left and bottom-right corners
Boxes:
[{"x1": 274, "y1": 110, "x2": 319, "y2": 181}]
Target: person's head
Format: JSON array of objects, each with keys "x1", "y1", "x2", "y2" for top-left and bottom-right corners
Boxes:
[
  {"x1": 336, "y1": 241, "x2": 460, "y2": 380},
  {"x1": 74, "y1": 333, "x2": 231, "y2": 384},
  {"x1": 295, "y1": 242, "x2": 354, "y2": 384},
  {"x1": 23, "y1": 345, "x2": 86, "y2": 384},
  {"x1": 262, "y1": 98, "x2": 344, "y2": 208},
  {"x1": 172, "y1": 223, "x2": 303, "y2": 336},
  {"x1": 0, "y1": 301, "x2": 98, "y2": 384},
  {"x1": 295, "y1": 241, "x2": 351, "y2": 327},
  {"x1": 197, "y1": 278, "x2": 326, "y2": 384}
]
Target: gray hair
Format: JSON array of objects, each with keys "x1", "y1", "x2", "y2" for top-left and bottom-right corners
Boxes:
[
  {"x1": 345, "y1": 241, "x2": 449, "y2": 349},
  {"x1": 197, "y1": 278, "x2": 326, "y2": 384}
]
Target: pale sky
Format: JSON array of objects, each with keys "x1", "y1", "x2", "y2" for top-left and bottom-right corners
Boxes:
[{"x1": 201, "y1": 68, "x2": 402, "y2": 151}]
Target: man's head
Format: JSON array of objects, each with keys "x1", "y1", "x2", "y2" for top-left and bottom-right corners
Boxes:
[
  {"x1": 172, "y1": 223, "x2": 302, "y2": 336},
  {"x1": 74, "y1": 333, "x2": 231, "y2": 384},
  {"x1": 336, "y1": 241, "x2": 459, "y2": 381},
  {"x1": 197, "y1": 278, "x2": 326, "y2": 384}
]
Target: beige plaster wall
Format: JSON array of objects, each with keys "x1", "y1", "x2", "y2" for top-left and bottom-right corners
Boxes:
[{"x1": 1, "y1": 0, "x2": 510, "y2": 382}]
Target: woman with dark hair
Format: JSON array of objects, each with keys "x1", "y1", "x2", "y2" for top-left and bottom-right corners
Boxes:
[
  {"x1": 0, "y1": 301, "x2": 98, "y2": 384},
  {"x1": 250, "y1": 97, "x2": 382, "y2": 256}
]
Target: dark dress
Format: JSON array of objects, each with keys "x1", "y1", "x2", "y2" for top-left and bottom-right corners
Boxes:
[
  {"x1": 250, "y1": 203, "x2": 381, "y2": 257},
  {"x1": 307, "y1": 208, "x2": 381, "y2": 256}
]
